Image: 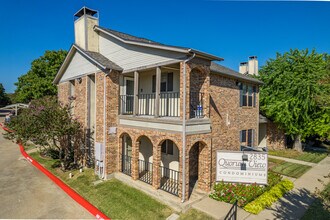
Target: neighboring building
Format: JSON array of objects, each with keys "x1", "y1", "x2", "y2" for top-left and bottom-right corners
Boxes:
[
  {"x1": 258, "y1": 115, "x2": 287, "y2": 150},
  {"x1": 54, "y1": 7, "x2": 262, "y2": 200}
]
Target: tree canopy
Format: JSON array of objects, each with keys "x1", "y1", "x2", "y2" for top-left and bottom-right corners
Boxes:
[
  {"x1": 14, "y1": 50, "x2": 67, "y2": 103},
  {"x1": 0, "y1": 83, "x2": 10, "y2": 107},
  {"x1": 258, "y1": 49, "x2": 330, "y2": 148}
]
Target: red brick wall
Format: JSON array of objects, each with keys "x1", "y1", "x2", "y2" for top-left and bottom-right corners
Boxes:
[
  {"x1": 209, "y1": 73, "x2": 259, "y2": 184},
  {"x1": 267, "y1": 120, "x2": 286, "y2": 150}
]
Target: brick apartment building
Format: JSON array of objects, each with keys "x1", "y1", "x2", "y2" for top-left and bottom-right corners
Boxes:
[{"x1": 54, "y1": 7, "x2": 266, "y2": 200}]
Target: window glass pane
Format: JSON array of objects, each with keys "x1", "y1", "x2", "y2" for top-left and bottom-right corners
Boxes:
[
  {"x1": 161, "y1": 82, "x2": 167, "y2": 92},
  {"x1": 247, "y1": 129, "x2": 252, "y2": 147},
  {"x1": 248, "y1": 96, "x2": 253, "y2": 106},
  {"x1": 167, "y1": 72, "x2": 173, "y2": 91},
  {"x1": 241, "y1": 130, "x2": 246, "y2": 142},
  {"x1": 242, "y1": 95, "x2": 247, "y2": 106}
]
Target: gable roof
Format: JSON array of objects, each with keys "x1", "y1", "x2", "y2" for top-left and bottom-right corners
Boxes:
[
  {"x1": 94, "y1": 26, "x2": 224, "y2": 61},
  {"x1": 53, "y1": 44, "x2": 122, "y2": 84},
  {"x1": 210, "y1": 62, "x2": 263, "y2": 85}
]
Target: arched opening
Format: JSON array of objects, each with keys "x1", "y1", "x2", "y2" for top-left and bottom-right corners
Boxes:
[
  {"x1": 138, "y1": 136, "x2": 153, "y2": 185},
  {"x1": 189, "y1": 68, "x2": 206, "y2": 118},
  {"x1": 188, "y1": 141, "x2": 206, "y2": 196},
  {"x1": 159, "y1": 139, "x2": 179, "y2": 195},
  {"x1": 121, "y1": 133, "x2": 132, "y2": 176}
]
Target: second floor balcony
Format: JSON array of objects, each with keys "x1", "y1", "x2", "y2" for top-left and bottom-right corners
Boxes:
[
  {"x1": 120, "y1": 91, "x2": 204, "y2": 118},
  {"x1": 118, "y1": 63, "x2": 211, "y2": 135}
]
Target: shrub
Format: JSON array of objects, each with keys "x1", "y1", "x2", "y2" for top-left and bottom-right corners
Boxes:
[
  {"x1": 244, "y1": 179, "x2": 294, "y2": 214},
  {"x1": 7, "y1": 96, "x2": 89, "y2": 170},
  {"x1": 209, "y1": 172, "x2": 282, "y2": 207}
]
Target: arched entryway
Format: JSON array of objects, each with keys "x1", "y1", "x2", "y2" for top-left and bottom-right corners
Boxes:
[
  {"x1": 121, "y1": 133, "x2": 132, "y2": 176},
  {"x1": 138, "y1": 136, "x2": 153, "y2": 185},
  {"x1": 188, "y1": 141, "x2": 207, "y2": 196},
  {"x1": 159, "y1": 139, "x2": 180, "y2": 195}
]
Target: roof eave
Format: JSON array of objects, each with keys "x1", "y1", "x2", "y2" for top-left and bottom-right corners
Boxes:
[
  {"x1": 211, "y1": 70, "x2": 263, "y2": 85},
  {"x1": 189, "y1": 49, "x2": 224, "y2": 61},
  {"x1": 53, "y1": 45, "x2": 76, "y2": 85}
]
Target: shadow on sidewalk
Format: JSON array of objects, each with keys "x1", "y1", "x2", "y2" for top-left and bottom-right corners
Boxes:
[{"x1": 269, "y1": 188, "x2": 315, "y2": 219}]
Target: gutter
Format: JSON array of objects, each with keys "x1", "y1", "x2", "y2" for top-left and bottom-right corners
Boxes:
[{"x1": 181, "y1": 52, "x2": 195, "y2": 203}]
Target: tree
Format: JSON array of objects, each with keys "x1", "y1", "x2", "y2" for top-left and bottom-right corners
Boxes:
[
  {"x1": 7, "y1": 96, "x2": 87, "y2": 170},
  {"x1": 0, "y1": 83, "x2": 10, "y2": 107},
  {"x1": 14, "y1": 50, "x2": 67, "y2": 103},
  {"x1": 259, "y1": 49, "x2": 329, "y2": 151}
]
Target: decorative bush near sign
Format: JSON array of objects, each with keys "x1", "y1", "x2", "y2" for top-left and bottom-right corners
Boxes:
[
  {"x1": 210, "y1": 172, "x2": 282, "y2": 207},
  {"x1": 244, "y1": 179, "x2": 294, "y2": 214}
]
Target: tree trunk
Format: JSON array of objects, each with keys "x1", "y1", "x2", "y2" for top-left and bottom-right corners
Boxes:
[{"x1": 293, "y1": 135, "x2": 303, "y2": 152}]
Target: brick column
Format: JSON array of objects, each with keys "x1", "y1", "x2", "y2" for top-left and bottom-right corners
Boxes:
[
  {"x1": 152, "y1": 143, "x2": 161, "y2": 189},
  {"x1": 131, "y1": 140, "x2": 140, "y2": 180}
]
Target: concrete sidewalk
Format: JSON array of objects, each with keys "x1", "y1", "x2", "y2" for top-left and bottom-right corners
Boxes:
[
  {"x1": 248, "y1": 155, "x2": 330, "y2": 220},
  {"x1": 192, "y1": 155, "x2": 329, "y2": 220}
]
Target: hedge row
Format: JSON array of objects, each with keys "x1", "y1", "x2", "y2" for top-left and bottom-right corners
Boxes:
[{"x1": 244, "y1": 179, "x2": 294, "y2": 214}]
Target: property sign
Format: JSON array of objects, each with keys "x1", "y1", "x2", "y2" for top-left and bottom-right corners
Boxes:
[{"x1": 216, "y1": 151, "x2": 268, "y2": 185}]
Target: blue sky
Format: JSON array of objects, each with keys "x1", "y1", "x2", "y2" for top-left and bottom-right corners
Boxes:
[{"x1": 0, "y1": 0, "x2": 329, "y2": 93}]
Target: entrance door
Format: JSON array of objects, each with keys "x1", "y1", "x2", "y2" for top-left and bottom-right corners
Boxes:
[
  {"x1": 124, "y1": 78, "x2": 134, "y2": 114},
  {"x1": 189, "y1": 142, "x2": 202, "y2": 197}
]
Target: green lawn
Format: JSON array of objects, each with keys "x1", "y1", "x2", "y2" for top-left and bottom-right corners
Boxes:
[
  {"x1": 268, "y1": 158, "x2": 312, "y2": 178},
  {"x1": 179, "y1": 209, "x2": 214, "y2": 220},
  {"x1": 302, "y1": 183, "x2": 330, "y2": 220},
  {"x1": 269, "y1": 149, "x2": 328, "y2": 163},
  {"x1": 29, "y1": 152, "x2": 173, "y2": 220}
]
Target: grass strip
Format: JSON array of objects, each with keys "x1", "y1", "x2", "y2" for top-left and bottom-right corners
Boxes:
[
  {"x1": 268, "y1": 150, "x2": 327, "y2": 163},
  {"x1": 29, "y1": 152, "x2": 173, "y2": 220}
]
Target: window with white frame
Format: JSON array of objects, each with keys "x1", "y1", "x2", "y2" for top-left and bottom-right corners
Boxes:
[{"x1": 239, "y1": 83, "x2": 256, "y2": 107}]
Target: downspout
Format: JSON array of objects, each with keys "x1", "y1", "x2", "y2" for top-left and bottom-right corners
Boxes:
[
  {"x1": 181, "y1": 52, "x2": 195, "y2": 203},
  {"x1": 102, "y1": 69, "x2": 112, "y2": 179}
]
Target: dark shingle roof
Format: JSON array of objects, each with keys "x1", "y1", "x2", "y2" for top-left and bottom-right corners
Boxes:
[
  {"x1": 74, "y1": 44, "x2": 123, "y2": 71},
  {"x1": 96, "y1": 26, "x2": 189, "y2": 49},
  {"x1": 210, "y1": 62, "x2": 262, "y2": 84}
]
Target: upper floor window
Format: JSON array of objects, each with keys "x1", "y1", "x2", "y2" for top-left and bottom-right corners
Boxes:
[
  {"x1": 239, "y1": 84, "x2": 256, "y2": 107},
  {"x1": 152, "y1": 72, "x2": 173, "y2": 93},
  {"x1": 240, "y1": 129, "x2": 255, "y2": 147}
]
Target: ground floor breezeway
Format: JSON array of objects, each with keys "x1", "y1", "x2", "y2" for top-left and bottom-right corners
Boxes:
[{"x1": 118, "y1": 132, "x2": 211, "y2": 199}]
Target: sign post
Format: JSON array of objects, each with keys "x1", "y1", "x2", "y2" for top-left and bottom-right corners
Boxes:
[{"x1": 216, "y1": 151, "x2": 268, "y2": 185}]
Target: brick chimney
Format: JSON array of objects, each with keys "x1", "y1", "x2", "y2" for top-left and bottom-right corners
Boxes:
[{"x1": 74, "y1": 7, "x2": 99, "y2": 52}]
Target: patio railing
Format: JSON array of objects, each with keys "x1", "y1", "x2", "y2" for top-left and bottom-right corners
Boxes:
[
  {"x1": 138, "y1": 159, "x2": 153, "y2": 185},
  {"x1": 160, "y1": 166, "x2": 179, "y2": 196},
  {"x1": 120, "y1": 95, "x2": 134, "y2": 115},
  {"x1": 159, "y1": 92, "x2": 180, "y2": 117},
  {"x1": 121, "y1": 154, "x2": 132, "y2": 176}
]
